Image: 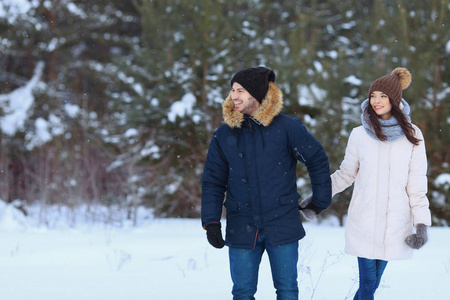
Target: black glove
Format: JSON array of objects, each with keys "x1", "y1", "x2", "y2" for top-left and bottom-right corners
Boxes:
[
  {"x1": 299, "y1": 195, "x2": 323, "y2": 220},
  {"x1": 405, "y1": 223, "x2": 428, "y2": 249},
  {"x1": 205, "y1": 223, "x2": 225, "y2": 249}
]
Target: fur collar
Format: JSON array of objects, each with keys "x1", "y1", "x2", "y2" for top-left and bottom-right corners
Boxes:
[{"x1": 222, "y1": 82, "x2": 283, "y2": 128}]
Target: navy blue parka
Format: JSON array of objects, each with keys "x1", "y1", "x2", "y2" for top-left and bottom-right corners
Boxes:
[{"x1": 201, "y1": 82, "x2": 332, "y2": 249}]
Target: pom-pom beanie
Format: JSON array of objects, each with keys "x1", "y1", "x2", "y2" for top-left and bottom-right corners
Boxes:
[{"x1": 368, "y1": 67, "x2": 412, "y2": 106}]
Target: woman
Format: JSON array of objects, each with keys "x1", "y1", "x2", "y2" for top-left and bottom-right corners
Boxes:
[{"x1": 331, "y1": 68, "x2": 431, "y2": 299}]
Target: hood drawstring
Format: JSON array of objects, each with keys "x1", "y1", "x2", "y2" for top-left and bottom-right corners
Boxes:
[
  {"x1": 247, "y1": 118, "x2": 253, "y2": 134},
  {"x1": 258, "y1": 126, "x2": 266, "y2": 150},
  {"x1": 249, "y1": 117, "x2": 266, "y2": 150},
  {"x1": 236, "y1": 129, "x2": 241, "y2": 151},
  {"x1": 237, "y1": 116, "x2": 266, "y2": 152}
]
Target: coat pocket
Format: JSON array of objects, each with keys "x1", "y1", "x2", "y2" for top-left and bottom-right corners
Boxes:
[
  {"x1": 265, "y1": 194, "x2": 300, "y2": 222},
  {"x1": 224, "y1": 200, "x2": 252, "y2": 214},
  {"x1": 278, "y1": 194, "x2": 299, "y2": 206},
  {"x1": 224, "y1": 200, "x2": 239, "y2": 212}
]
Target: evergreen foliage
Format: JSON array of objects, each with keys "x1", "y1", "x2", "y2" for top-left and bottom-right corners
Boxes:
[{"x1": 0, "y1": 0, "x2": 448, "y2": 224}]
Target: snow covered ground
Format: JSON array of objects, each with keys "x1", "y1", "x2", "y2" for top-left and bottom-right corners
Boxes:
[{"x1": 0, "y1": 201, "x2": 449, "y2": 300}]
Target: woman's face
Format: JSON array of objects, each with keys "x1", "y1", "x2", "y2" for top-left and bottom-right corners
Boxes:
[{"x1": 370, "y1": 91, "x2": 392, "y2": 120}]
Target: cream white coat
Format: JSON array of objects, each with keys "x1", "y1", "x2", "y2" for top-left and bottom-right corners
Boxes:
[{"x1": 331, "y1": 125, "x2": 431, "y2": 260}]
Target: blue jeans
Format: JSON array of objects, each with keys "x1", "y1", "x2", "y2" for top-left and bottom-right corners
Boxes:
[
  {"x1": 354, "y1": 257, "x2": 388, "y2": 300},
  {"x1": 228, "y1": 232, "x2": 299, "y2": 300}
]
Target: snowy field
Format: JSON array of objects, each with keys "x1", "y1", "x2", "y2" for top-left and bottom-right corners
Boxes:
[{"x1": 0, "y1": 201, "x2": 449, "y2": 300}]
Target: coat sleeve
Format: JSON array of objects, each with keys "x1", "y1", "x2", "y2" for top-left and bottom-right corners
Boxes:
[
  {"x1": 407, "y1": 126, "x2": 432, "y2": 226},
  {"x1": 331, "y1": 129, "x2": 360, "y2": 197},
  {"x1": 289, "y1": 119, "x2": 332, "y2": 213},
  {"x1": 201, "y1": 130, "x2": 229, "y2": 228}
]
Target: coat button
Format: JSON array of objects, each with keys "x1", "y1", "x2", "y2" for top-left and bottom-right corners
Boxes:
[
  {"x1": 246, "y1": 224, "x2": 252, "y2": 232},
  {"x1": 241, "y1": 178, "x2": 247, "y2": 183},
  {"x1": 239, "y1": 153, "x2": 244, "y2": 158}
]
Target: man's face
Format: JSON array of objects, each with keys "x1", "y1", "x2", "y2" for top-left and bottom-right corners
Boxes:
[{"x1": 230, "y1": 82, "x2": 261, "y2": 116}]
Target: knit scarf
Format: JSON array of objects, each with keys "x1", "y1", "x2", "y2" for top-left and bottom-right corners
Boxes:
[{"x1": 361, "y1": 99, "x2": 411, "y2": 142}]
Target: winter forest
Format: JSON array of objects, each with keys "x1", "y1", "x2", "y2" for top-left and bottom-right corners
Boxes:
[{"x1": 0, "y1": 0, "x2": 449, "y2": 226}]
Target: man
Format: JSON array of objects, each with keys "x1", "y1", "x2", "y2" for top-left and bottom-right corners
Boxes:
[{"x1": 201, "y1": 66, "x2": 331, "y2": 299}]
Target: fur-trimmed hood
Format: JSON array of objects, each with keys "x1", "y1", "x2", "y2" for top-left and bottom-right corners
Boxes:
[{"x1": 222, "y1": 81, "x2": 283, "y2": 128}]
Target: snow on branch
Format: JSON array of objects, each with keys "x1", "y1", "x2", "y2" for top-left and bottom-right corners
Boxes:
[{"x1": 0, "y1": 61, "x2": 45, "y2": 136}]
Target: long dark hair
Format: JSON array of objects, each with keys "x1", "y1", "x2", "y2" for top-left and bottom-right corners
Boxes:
[{"x1": 364, "y1": 100, "x2": 421, "y2": 145}]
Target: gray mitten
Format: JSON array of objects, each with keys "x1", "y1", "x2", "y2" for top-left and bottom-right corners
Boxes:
[
  {"x1": 299, "y1": 195, "x2": 317, "y2": 220},
  {"x1": 405, "y1": 223, "x2": 428, "y2": 249}
]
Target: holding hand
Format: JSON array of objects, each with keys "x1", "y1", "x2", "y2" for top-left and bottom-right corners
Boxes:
[
  {"x1": 299, "y1": 195, "x2": 317, "y2": 220},
  {"x1": 205, "y1": 223, "x2": 225, "y2": 249},
  {"x1": 405, "y1": 223, "x2": 428, "y2": 249}
]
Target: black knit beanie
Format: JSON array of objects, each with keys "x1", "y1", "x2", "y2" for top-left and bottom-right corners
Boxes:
[{"x1": 230, "y1": 67, "x2": 276, "y2": 103}]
